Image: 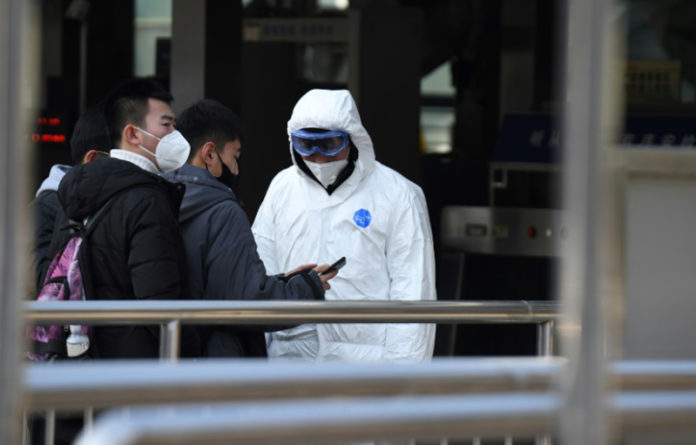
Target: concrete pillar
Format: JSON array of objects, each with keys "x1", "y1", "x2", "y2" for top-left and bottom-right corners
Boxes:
[
  {"x1": 171, "y1": 0, "x2": 242, "y2": 113},
  {"x1": 349, "y1": 5, "x2": 424, "y2": 185},
  {"x1": 0, "y1": 0, "x2": 37, "y2": 443}
]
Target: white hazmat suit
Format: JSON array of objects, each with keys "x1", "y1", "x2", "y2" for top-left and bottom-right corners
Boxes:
[{"x1": 252, "y1": 89, "x2": 436, "y2": 362}]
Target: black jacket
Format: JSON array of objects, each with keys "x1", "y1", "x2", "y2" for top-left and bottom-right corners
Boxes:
[
  {"x1": 163, "y1": 164, "x2": 324, "y2": 357},
  {"x1": 51, "y1": 156, "x2": 195, "y2": 358},
  {"x1": 33, "y1": 190, "x2": 62, "y2": 288},
  {"x1": 32, "y1": 164, "x2": 72, "y2": 290}
]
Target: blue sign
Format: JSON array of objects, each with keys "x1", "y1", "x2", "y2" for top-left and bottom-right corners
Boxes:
[
  {"x1": 493, "y1": 114, "x2": 560, "y2": 163},
  {"x1": 493, "y1": 113, "x2": 696, "y2": 164},
  {"x1": 621, "y1": 116, "x2": 696, "y2": 148}
]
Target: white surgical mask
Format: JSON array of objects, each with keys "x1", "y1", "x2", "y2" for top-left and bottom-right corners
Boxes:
[
  {"x1": 135, "y1": 127, "x2": 191, "y2": 172},
  {"x1": 304, "y1": 159, "x2": 348, "y2": 188}
]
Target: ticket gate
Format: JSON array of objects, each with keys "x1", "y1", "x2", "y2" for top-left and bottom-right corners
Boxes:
[{"x1": 436, "y1": 205, "x2": 563, "y2": 356}]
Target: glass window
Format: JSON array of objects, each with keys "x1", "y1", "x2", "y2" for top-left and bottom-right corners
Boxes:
[
  {"x1": 420, "y1": 61, "x2": 456, "y2": 153},
  {"x1": 134, "y1": 0, "x2": 172, "y2": 77}
]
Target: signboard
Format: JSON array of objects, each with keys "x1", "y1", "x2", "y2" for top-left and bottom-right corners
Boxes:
[
  {"x1": 243, "y1": 18, "x2": 349, "y2": 43},
  {"x1": 493, "y1": 114, "x2": 560, "y2": 163},
  {"x1": 625, "y1": 60, "x2": 681, "y2": 104},
  {"x1": 494, "y1": 113, "x2": 696, "y2": 164}
]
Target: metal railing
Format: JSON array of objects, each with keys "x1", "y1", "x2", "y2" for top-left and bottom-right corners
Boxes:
[
  {"x1": 24, "y1": 299, "x2": 560, "y2": 360},
  {"x1": 25, "y1": 359, "x2": 696, "y2": 411},
  {"x1": 23, "y1": 301, "x2": 696, "y2": 444},
  {"x1": 25, "y1": 358, "x2": 564, "y2": 410},
  {"x1": 23, "y1": 299, "x2": 560, "y2": 445},
  {"x1": 21, "y1": 359, "x2": 696, "y2": 445},
  {"x1": 76, "y1": 393, "x2": 560, "y2": 445},
  {"x1": 70, "y1": 390, "x2": 696, "y2": 445}
]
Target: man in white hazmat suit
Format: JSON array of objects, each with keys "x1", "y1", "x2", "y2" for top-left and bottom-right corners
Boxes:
[{"x1": 252, "y1": 89, "x2": 436, "y2": 362}]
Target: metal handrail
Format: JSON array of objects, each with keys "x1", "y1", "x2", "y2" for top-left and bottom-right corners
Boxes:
[
  {"x1": 24, "y1": 300, "x2": 560, "y2": 360},
  {"x1": 24, "y1": 358, "x2": 564, "y2": 410},
  {"x1": 24, "y1": 357, "x2": 696, "y2": 410},
  {"x1": 24, "y1": 359, "x2": 696, "y2": 411},
  {"x1": 23, "y1": 300, "x2": 561, "y2": 445},
  {"x1": 72, "y1": 390, "x2": 696, "y2": 445},
  {"x1": 24, "y1": 300, "x2": 559, "y2": 324},
  {"x1": 74, "y1": 393, "x2": 560, "y2": 445}
]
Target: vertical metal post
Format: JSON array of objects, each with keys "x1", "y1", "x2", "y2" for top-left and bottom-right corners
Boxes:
[
  {"x1": 1, "y1": 0, "x2": 37, "y2": 444},
  {"x1": 84, "y1": 407, "x2": 94, "y2": 432},
  {"x1": 160, "y1": 320, "x2": 181, "y2": 362},
  {"x1": 558, "y1": 0, "x2": 621, "y2": 444},
  {"x1": 22, "y1": 413, "x2": 28, "y2": 445},
  {"x1": 536, "y1": 321, "x2": 554, "y2": 445},
  {"x1": 448, "y1": 253, "x2": 466, "y2": 356},
  {"x1": 44, "y1": 410, "x2": 55, "y2": 445},
  {"x1": 159, "y1": 323, "x2": 166, "y2": 359},
  {"x1": 537, "y1": 321, "x2": 554, "y2": 357}
]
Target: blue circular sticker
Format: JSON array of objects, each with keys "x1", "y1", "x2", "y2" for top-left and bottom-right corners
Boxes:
[{"x1": 353, "y1": 209, "x2": 372, "y2": 228}]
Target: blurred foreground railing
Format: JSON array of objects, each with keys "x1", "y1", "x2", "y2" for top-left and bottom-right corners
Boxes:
[
  {"x1": 25, "y1": 359, "x2": 696, "y2": 410},
  {"x1": 21, "y1": 359, "x2": 696, "y2": 445},
  {"x1": 25, "y1": 358, "x2": 563, "y2": 409},
  {"x1": 24, "y1": 299, "x2": 560, "y2": 360},
  {"x1": 70, "y1": 391, "x2": 696, "y2": 445},
  {"x1": 20, "y1": 296, "x2": 696, "y2": 445}
]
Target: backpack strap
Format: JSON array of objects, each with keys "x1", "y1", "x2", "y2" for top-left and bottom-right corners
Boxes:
[
  {"x1": 81, "y1": 183, "x2": 165, "y2": 235},
  {"x1": 65, "y1": 190, "x2": 129, "y2": 236},
  {"x1": 82, "y1": 194, "x2": 120, "y2": 235}
]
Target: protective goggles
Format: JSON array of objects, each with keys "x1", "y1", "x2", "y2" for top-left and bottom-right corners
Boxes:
[{"x1": 290, "y1": 129, "x2": 349, "y2": 156}]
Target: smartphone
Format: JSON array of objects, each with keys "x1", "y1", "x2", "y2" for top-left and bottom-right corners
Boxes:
[{"x1": 320, "y1": 257, "x2": 346, "y2": 275}]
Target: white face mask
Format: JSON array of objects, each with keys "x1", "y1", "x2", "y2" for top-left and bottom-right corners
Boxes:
[
  {"x1": 135, "y1": 127, "x2": 191, "y2": 172},
  {"x1": 304, "y1": 159, "x2": 349, "y2": 188}
]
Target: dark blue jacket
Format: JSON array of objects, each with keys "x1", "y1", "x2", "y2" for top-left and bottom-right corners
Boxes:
[{"x1": 163, "y1": 164, "x2": 324, "y2": 357}]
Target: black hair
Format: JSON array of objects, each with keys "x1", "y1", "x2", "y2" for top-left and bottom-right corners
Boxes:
[
  {"x1": 176, "y1": 99, "x2": 243, "y2": 161},
  {"x1": 70, "y1": 107, "x2": 111, "y2": 165},
  {"x1": 102, "y1": 78, "x2": 173, "y2": 146}
]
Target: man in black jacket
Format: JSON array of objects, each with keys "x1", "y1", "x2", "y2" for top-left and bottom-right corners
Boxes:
[
  {"x1": 48, "y1": 79, "x2": 196, "y2": 359},
  {"x1": 163, "y1": 99, "x2": 336, "y2": 357},
  {"x1": 32, "y1": 107, "x2": 110, "y2": 289}
]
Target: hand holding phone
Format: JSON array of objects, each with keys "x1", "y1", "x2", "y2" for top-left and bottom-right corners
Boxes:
[{"x1": 320, "y1": 256, "x2": 346, "y2": 275}]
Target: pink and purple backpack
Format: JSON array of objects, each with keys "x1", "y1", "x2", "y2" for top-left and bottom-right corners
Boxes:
[{"x1": 26, "y1": 197, "x2": 116, "y2": 361}]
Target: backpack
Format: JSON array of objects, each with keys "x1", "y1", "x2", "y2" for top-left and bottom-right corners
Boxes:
[{"x1": 26, "y1": 196, "x2": 118, "y2": 361}]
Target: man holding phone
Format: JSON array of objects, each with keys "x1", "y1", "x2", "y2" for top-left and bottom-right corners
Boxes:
[
  {"x1": 164, "y1": 99, "x2": 336, "y2": 357},
  {"x1": 252, "y1": 89, "x2": 436, "y2": 362}
]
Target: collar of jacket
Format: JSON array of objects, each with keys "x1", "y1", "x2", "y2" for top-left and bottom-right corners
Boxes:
[
  {"x1": 162, "y1": 163, "x2": 236, "y2": 194},
  {"x1": 162, "y1": 163, "x2": 237, "y2": 225},
  {"x1": 58, "y1": 156, "x2": 184, "y2": 220},
  {"x1": 110, "y1": 149, "x2": 159, "y2": 174}
]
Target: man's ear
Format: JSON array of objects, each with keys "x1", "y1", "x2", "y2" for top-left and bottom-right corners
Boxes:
[
  {"x1": 200, "y1": 142, "x2": 217, "y2": 168},
  {"x1": 82, "y1": 149, "x2": 100, "y2": 164},
  {"x1": 123, "y1": 124, "x2": 140, "y2": 147}
]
